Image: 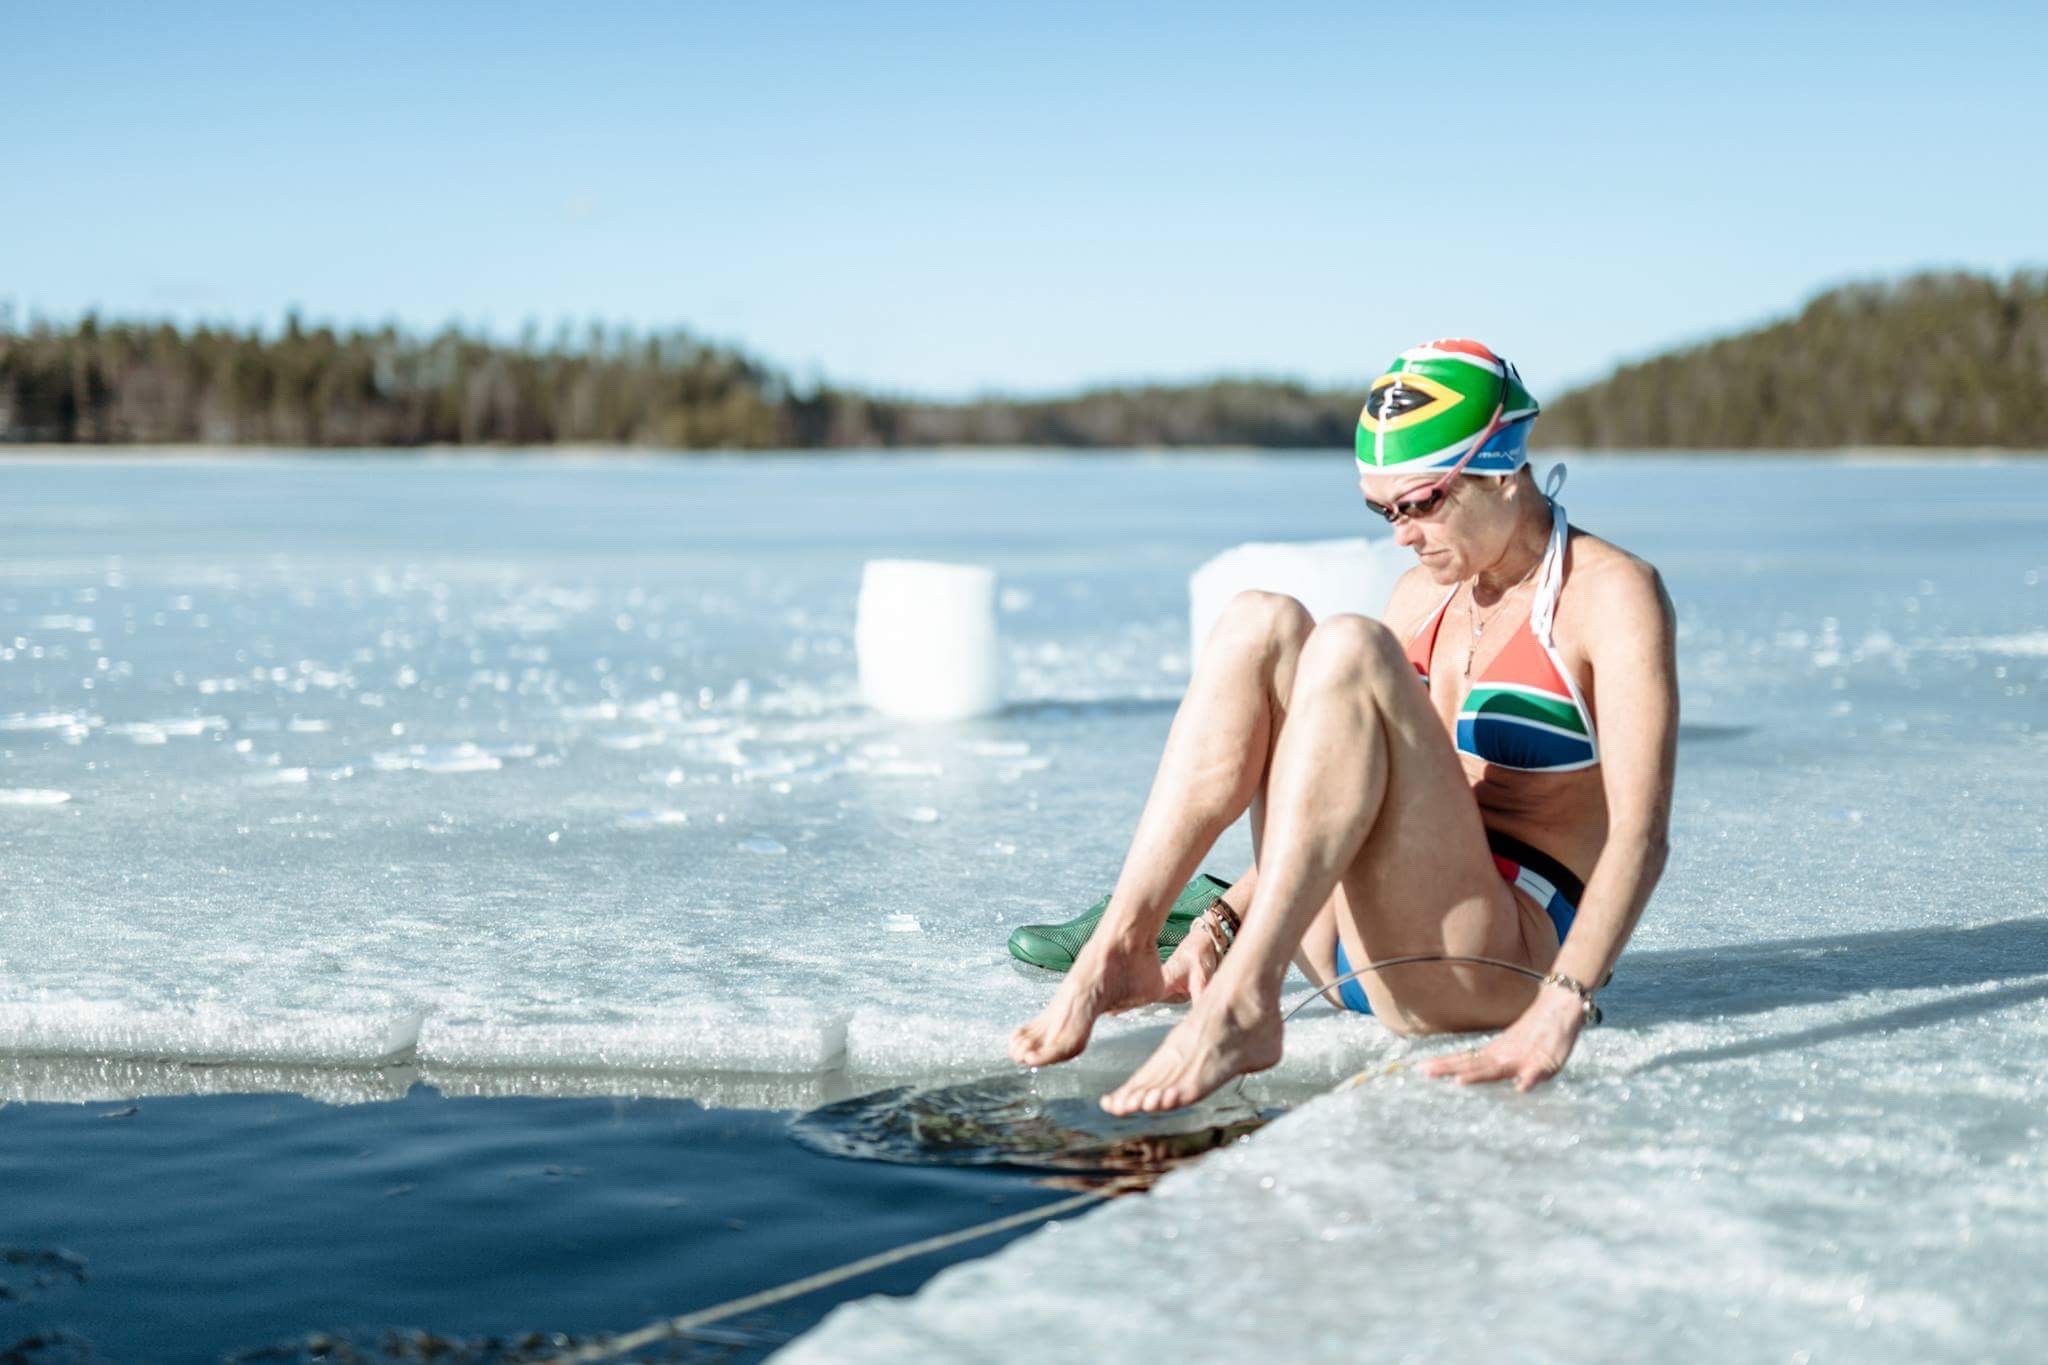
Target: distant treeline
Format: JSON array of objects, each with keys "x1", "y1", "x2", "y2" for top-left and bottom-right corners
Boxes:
[
  {"x1": 0, "y1": 310, "x2": 1357, "y2": 449},
  {"x1": 1543, "y1": 270, "x2": 2048, "y2": 449},
  {"x1": 4, "y1": 270, "x2": 2045, "y2": 449}
]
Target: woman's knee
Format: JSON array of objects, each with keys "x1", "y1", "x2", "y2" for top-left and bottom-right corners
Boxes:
[
  {"x1": 1209, "y1": 590, "x2": 1315, "y2": 655},
  {"x1": 1294, "y1": 613, "x2": 1407, "y2": 690}
]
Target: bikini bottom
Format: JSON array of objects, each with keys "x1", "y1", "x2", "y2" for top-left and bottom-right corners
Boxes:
[{"x1": 1331, "y1": 829, "x2": 1584, "y2": 1015}]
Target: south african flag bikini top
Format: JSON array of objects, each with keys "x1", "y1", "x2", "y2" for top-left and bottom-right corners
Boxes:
[{"x1": 1404, "y1": 486, "x2": 1601, "y2": 774}]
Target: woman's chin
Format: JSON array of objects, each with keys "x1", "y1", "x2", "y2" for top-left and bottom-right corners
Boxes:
[{"x1": 1414, "y1": 550, "x2": 1460, "y2": 583}]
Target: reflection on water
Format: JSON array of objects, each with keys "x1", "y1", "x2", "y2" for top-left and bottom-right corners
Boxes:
[{"x1": 790, "y1": 1073, "x2": 1273, "y2": 1188}]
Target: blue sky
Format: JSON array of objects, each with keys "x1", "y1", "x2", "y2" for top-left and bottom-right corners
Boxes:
[{"x1": 5, "y1": 2, "x2": 2043, "y2": 399}]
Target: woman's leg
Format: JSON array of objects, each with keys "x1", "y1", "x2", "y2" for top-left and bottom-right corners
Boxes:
[
  {"x1": 1101, "y1": 614, "x2": 1543, "y2": 1115},
  {"x1": 1010, "y1": 590, "x2": 1315, "y2": 1068}
]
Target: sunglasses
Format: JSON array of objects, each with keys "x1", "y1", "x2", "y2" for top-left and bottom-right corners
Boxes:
[
  {"x1": 1364, "y1": 468, "x2": 1460, "y2": 524},
  {"x1": 1362, "y1": 362, "x2": 1518, "y2": 525}
]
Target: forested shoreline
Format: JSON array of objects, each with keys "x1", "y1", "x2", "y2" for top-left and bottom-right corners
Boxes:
[
  {"x1": 1542, "y1": 271, "x2": 2048, "y2": 449},
  {"x1": 4, "y1": 270, "x2": 2044, "y2": 450}
]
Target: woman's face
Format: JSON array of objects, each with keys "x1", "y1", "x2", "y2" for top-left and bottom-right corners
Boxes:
[{"x1": 1358, "y1": 471, "x2": 1508, "y2": 583}]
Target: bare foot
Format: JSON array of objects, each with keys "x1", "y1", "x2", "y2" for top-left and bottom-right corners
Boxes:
[
  {"x1": 1100, "y1": 989, "x2": 1283, "y2": 1115},
  {"x1": 1010, "y1": 943, "x2": 1168, "y2": 1068},
  {"x1": 1158, "y1": 925, "x2": 1222, "y2": 1004}
]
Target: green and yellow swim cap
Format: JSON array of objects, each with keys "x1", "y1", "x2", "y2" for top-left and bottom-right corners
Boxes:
[{"x1": 1355, "y1": 339, "x2": 1540, "y2": 476}]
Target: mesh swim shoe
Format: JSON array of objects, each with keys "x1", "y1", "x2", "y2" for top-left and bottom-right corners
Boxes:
[{"x1": 1007, "y1": 874, "x2": 1233, "y2": 972}]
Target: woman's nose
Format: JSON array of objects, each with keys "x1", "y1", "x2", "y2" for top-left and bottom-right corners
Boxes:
[{"x1": 1393, "y1": 519, "x2": 1424, "y2": 549}]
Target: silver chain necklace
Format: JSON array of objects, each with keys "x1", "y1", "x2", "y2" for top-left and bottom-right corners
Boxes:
[{"x1": 1462, "y1": 555, "x2": 1543, "y2": 677}]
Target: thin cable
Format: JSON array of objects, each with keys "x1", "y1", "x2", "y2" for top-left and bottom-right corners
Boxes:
[
  {"x1": 542, "y1": 1186, "x2": 1120, "y2": 1364},
  {"x1": 1280, "y1": 952, "x2": 1599, "y2": 1026}
]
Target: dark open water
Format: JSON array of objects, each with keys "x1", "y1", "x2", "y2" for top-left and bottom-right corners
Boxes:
[{"x1": 0, "y1": 1087, "x2": 1082, "y2": 1363}]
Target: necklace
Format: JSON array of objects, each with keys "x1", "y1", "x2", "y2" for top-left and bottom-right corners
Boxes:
[{"x1": 1462, "y1": 555, "x2": 1543, "y2": 677}]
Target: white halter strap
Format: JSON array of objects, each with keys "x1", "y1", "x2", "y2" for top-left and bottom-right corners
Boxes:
[{"x1": 1528, "y1": 462, "x2": 1570, "y2": 645}]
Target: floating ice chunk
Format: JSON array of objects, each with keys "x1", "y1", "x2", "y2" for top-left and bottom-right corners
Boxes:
[
  {"x1": 286, "y1": 717, "x2": 331, "y2": 733},
  {"x1": 156, "y1": 716, "x2": 228, "y2": 736},
  {"x1": 414, "y1": 747, "x2": 502, "y2": 774},
  {"x1": 0, "y1": 789, "x2": 70, "y2": 806},
  {"x1": 0, "y1": 712, "x2": 82, "y2": 732},
  {"x1": 738, "y1": 835, "x2": 788, "y2": 854},
  {"x1": 856, "y1": 560, "x2": 1001, "y2": 721},
  {"x1": 620, "y1": 808, "x2": 690, "y2": 829},
  {"x1": 886, "y1": 913, "x2": 922, "y2": 933},
  {"x1": 366, "y1": 743, "x2": 504, "y2": 774},
  {"x1": 108, "y1": 723, "x2": 169, "y2": 745},
  {"x1": 906, "y1": 806, "x2": 942, "y2": 824},
  {"x1": 1940, "y1": 631, "x2": 2048, "y2": 658},
  {"x1": 1188, "y1": 538, "x2": 1410, "y2": 657},
  {"x1": 597, "y1": 731, "x2": 665, "y2": 751},
  {"x1": 419, "y1": 753, "x2": 503, "y2": 773}
]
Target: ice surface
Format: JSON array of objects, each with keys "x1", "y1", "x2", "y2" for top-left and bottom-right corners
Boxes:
[
  {"x1": 791, "y1": 965, "x2": 2048, "y2": 1362},
  {"x1": 855, "y1": 558, "x2": 1000, "y2": 720},
  {"x1": 3, "y1": 454, "x2": 2046, "y2": 1357},
  {"x1": 1188, "y1": 537, "x2": 1409, "y2": 654}
]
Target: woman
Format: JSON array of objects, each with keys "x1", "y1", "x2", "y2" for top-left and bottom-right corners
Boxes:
[{"x1": 1010, "y1": 339, "x2": 1678, "y2": 1115}]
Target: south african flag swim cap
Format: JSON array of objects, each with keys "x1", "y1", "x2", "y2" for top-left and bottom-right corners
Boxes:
[{"x1": 1355, "y1": 339, "x2": 1540, "y2": 476}]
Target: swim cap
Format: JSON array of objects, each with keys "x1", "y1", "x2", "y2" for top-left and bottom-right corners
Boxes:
[{"x1": 1355, "y1": 339, "x2": 1539, "y2": 476}]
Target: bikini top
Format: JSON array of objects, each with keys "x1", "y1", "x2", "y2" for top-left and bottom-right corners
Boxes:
[{"x1": 1404, "y1": 469, "x2": 1601, "y2": 773}]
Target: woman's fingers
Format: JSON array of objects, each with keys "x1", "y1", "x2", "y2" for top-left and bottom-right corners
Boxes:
[
  {"x1": 1422, "y1": 1042, "x2": 1553, "y2": 1088},
  {"x1": 1456, "y1": 1052, "x2": 1518, "y2": 1085},
  {"x1": 1422, "y1": 1046, "x2": 1505, "y2": 1083}
]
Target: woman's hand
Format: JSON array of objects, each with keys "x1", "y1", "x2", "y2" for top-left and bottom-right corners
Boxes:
[{"x1": 1418, "y1": 984, "x2": 1586, "y2": 1092}]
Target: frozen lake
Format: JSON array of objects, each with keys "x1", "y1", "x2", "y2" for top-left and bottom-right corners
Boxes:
[{"x1": 3, "y1": 451, "x2": 2045, "y2": 1358}]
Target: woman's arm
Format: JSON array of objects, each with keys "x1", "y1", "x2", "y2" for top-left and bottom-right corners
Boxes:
[
  {"x1": 1551, "y1": 561, "x2": 1679, "y2": 991},
  {"x1": 1424, "y1": 558, "x2": 1678, "y2": 1090}
]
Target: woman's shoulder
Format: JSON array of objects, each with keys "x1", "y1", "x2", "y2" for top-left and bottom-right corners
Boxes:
[{"x1": 1560, "y1": 528, "x2": 1674, "y2": 637}]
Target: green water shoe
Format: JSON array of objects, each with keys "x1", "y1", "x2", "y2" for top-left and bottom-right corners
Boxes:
[{"x1": 1007, "y1": 873, "x2": 1233, "y2": 972}]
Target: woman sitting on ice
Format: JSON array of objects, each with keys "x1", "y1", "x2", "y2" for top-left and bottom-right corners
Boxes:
[{"x1": 1011, "y1": 339, "x2": 1678, "y2": 1114}]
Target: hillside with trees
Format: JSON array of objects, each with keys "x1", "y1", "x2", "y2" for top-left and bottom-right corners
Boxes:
[
  {"x1": 3, "y1": 270, "x2": 2043, "y2": 450},
  {"x1": 1540, "y1": 270, "x2": 2048, "y2": 449}
]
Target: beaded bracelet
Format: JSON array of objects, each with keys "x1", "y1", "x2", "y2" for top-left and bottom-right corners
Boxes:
[
  {"x1": 1541, "y1": 971, "x2": 1603, "y2": 1025},
  {"x1": 1198, "y1": 897, "x2": 1241, "y2": 957}
]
